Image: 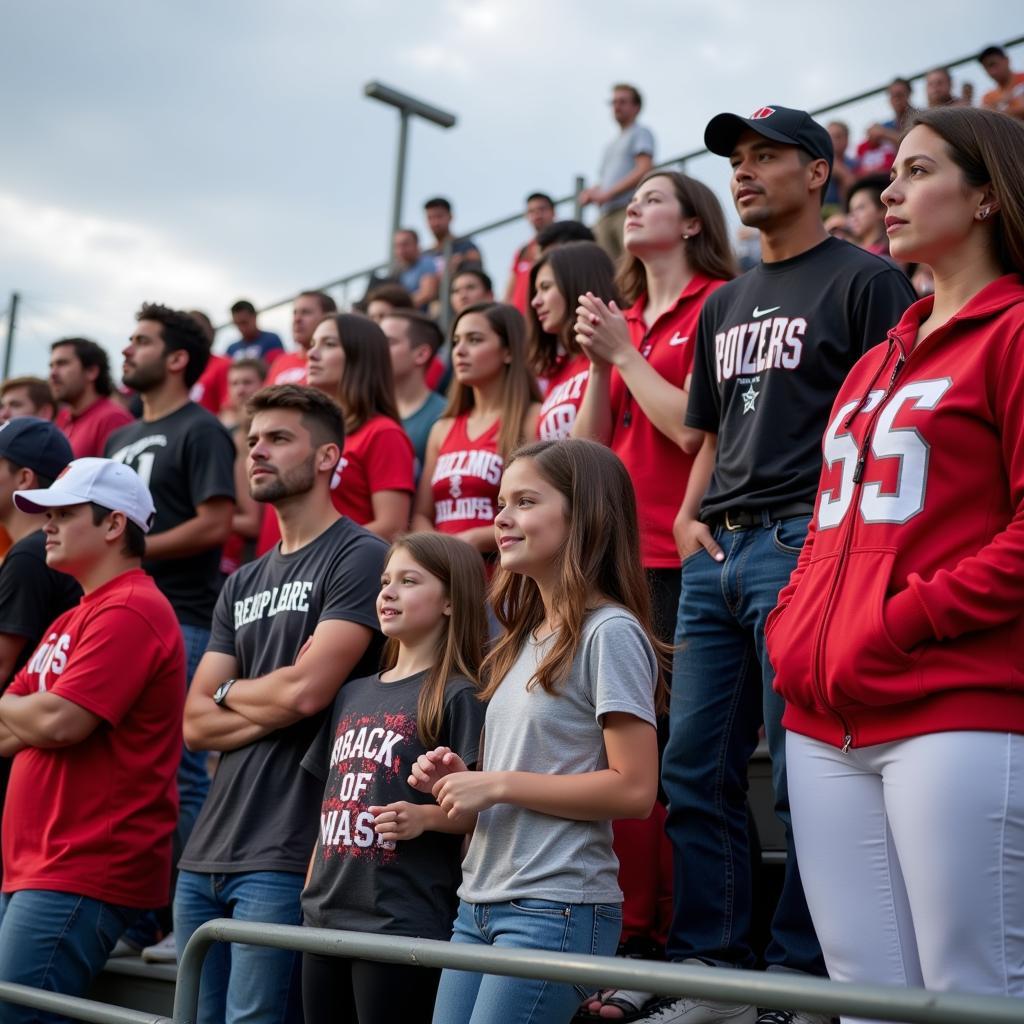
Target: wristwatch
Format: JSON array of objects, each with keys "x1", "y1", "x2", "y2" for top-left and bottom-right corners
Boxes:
[{"x1": 213, "y1": 678, "x2": 237, "y2": 707}]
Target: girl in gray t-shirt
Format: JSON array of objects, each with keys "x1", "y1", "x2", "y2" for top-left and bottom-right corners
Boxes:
[{"x1": 410, "y1": 439, "x2": 666, "y2": 1024}]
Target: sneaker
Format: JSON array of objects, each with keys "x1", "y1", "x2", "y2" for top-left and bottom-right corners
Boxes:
[
  {"x1": 756, "y1": 1012, "x2": 835, "y2": 1024},
  {"x1": 141, "y1": 933, "x2": 178, "y2": 964},
  {"x1": 109, "y1": 936, "x2": 143, "y2": 958},
  {"x1": 639, "y1": 996, "x2": 756, "y2": 1023}
]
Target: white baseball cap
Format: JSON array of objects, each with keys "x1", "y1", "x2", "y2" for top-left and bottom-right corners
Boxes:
[{"x1": 14, "y1": 457, "x2": 156, "y2": 533}]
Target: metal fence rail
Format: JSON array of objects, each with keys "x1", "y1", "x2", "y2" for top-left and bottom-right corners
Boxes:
[
  {"x1": 173, "y1": 919, "x2": 1022, "y2": 1024},
  {"x1": 0, "y1": 980, "x2": 172, "y2": 1024}
]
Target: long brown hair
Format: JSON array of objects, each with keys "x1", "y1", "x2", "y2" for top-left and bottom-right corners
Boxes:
[
  {"x1": 379, "y1": 532, "x2": 488, "y2": 747},
  {"x1": 481, "y1": 439, "x2": 669, "y2": 710},
  {"x1": 617, "y1": 170, "x2": 737, "y2": 306},
  {"x1": 320, "y1": 313, "x2": 401, "y2": 434},
  {"x1": 526, "y1": 242, "x2": 619, "y2": 376},
  {"x1": 913, "y1": 107, "x2": 1024, "y2": 274},
  {"x1": 443, "y1": 302, "x2": 542, "y2": 461}
]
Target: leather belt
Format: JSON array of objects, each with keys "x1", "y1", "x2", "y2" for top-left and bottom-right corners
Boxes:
[{"x1": 706, "y1": 502, "x2": 815, "y2": 532}]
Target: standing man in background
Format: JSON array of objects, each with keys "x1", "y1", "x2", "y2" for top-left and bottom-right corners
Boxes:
[
  {"x1": 50, "y1": 338, "x2": 133, "y2": 458},
  {"x1": 504, "y1": 192, "x2": 556, "y2": 315},
  {"x1": 579, "y1": 84, "x2": 655, "y2": 260},
  {"x1": 226, "y1": 300, "x2": 284, "y2": 364}
]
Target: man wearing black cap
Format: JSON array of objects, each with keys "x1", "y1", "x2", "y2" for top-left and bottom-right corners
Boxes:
[
  {"x1": 0, "y1": 418, "x2": 82, "y2": 877},
  {"x1": 643, "y1": 107, "x2": 915, "y2": 1024}
]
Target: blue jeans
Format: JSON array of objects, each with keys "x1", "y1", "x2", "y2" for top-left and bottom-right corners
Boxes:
[
  {"x1": 0, "y1": 890, "x2": 136, "y2": 1023},
  {"x1": 432, "y1": 898, "x2": 622, "y2": 1024},
  {"x1": 174, "y1": 869, "x2": 304, "y2": 1024},
  {"x1": 662, "y1": 515, "x2": 824, "y2": 974}
]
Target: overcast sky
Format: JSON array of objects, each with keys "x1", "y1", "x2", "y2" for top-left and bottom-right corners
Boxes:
[{"x1": 1, "y1": 2, "x2": 1020, "y2": 375}]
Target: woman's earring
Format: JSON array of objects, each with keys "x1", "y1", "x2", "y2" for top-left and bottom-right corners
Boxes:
[{"x1": 979, "y1": 207, "x2": 990, "y2": 220}]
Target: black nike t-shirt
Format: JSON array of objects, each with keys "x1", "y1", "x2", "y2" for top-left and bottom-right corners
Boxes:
[
  {"x1": 301, "y1": 671, "x2": 484, "y2": 938},
  {"x1": 686, "y1": 237, "x2": 916, "y2": 519},
  {"x1": 179, "y1": 516, "x2": 387, "y2": 875},
  {"x1": 105, "y1": 402, "x2": 235, "y2": 627}
]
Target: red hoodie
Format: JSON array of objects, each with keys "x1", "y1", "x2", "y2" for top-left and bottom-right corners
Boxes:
[{"x1": 768, "y1": 274, "x2": 1024, "y2": 750}]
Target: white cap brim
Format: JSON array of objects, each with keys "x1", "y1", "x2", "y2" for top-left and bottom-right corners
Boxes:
[{"x1": 13, "y1": 487, "x2": 97, "y2": 516}]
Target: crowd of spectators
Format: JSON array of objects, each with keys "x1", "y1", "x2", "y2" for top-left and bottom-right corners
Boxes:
[{"x1": 0, "y1": 41, "x2": 1023, "y2": 1024}]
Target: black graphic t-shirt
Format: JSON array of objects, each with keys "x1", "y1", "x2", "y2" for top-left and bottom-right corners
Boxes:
[
  {"x1": 686, "y1": 237, "x2": 916, "y2": 519},
  {"x1": 301, "y1": 671, "x2": 483, "y2": 938},
  {"x1": 105, "y1": 402, "x2": 235, "y2": 627},
  {"x1": 179, "y1": 516, "x2": 386, "y2": 875}
]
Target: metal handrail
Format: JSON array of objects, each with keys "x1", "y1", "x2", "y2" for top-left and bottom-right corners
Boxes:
[
  {"x1": 0, "y1": 980, "x2": 172, "y2": 1024},
  {"x1": 242, "y1": 35, "x2": 1024, "y2": 323},
  {"x1": 173, "y1": 918, "x2": 1023, "y2": 1024}
]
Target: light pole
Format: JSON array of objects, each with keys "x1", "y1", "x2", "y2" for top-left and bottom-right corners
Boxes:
[{"x1": 364, "y1": 82, "x2": 457, "y2": 263}]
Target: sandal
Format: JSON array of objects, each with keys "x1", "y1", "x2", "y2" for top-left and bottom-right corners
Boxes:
[{"x1": 574, "y1": 988, "x2": 657, "y2": 1022}]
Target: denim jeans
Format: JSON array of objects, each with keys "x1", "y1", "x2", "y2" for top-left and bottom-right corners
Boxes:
[
  {"x1": 174, "y1": 870, "x2": 304, "y2": 1024},
  {"x1": 432, "y1": 898, "x2": 622, "y2": 1024},
  {"x1": 662, "y1": 515, "x2": 824, "y2": 974},
  {"x1": 0, "y1": 890, "x2": 136, "y2": 1023}
]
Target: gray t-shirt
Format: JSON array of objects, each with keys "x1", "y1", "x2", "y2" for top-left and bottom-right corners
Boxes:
[
  {"x1": 458, "y1": 606, "x2": 658, "y2": 905},
  {"x1": 599, "y1": 122, "x2": 655, "y2": 214},
  {"x1": 179, "y1": 516, "x2": 386, "y2": 875}
]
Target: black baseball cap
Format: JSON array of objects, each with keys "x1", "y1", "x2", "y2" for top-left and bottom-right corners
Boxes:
[
  {"x1": 0, "y1": 417, "x2": 74, "y2": 482},
  {"x1": 705, "y1": 105, "x2": 834, "y2": 170}
]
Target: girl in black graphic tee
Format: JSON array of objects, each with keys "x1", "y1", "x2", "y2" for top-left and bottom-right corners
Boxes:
[{"x1": 300, "y1": 532, "x2": 487, "y2": 1024}]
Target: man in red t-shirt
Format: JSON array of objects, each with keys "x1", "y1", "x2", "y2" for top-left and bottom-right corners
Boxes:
[
  {"x1": 503, "y1": 192, "x2": 556, "y2": 315},
  {"x1": 265, "y1": 290, "x2": 338, "y2": 387},
  {"x1": 0, "y1": 457, "x2": 185, "y2": 1015},
  {"x1": 50, "y1": 337, "x2": 134, "y2": 458}
]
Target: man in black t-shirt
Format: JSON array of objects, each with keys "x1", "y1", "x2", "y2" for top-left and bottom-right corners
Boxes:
[
  {"x1": 177, "y1": 385, "x2": 384, "y2": 1024},
  {"x1": 643, "y1": 108, "x2": 915, "y2": 1024},
  {"x1": 0, "y1": 418, "x2": 82, "y2": 875},
  {"x1": 104, "y1": 303, "x2": 235, "y2": 958}
]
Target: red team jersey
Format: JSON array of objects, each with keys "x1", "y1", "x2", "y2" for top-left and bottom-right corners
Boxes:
[
  {"x1": 509, "y1": 241, "x2": 538, "y2": 316},
  {"x1": 2, "y1": 570, "x2": 185, "y2": 908},
  {"x1": 257, "y1": 414, "x2": 415, "y2": 554},
  {"x1": 611, "y1": 274, "x2": 726, "y2": 568},
  {"x1": 190, "y1": 353, "x2": 231, "y2": 415},
  {"x1": 265, "y1": 351, "x2": 308, "y2": 387},
  {"x1": 431, "y1": 414, "x2": 503, "y2": 534},
  {"x1": 536, "y1": 354, "x2": 590, "y2": 441}
]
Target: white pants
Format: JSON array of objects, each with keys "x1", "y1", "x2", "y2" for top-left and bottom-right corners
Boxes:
[{"x1": 786, "y1": 729, "x2": 1024, "y2": 1024}]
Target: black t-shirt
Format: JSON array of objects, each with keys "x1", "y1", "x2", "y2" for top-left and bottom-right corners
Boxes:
[
  {"x1": 0, "y1": 530, "x2": 82, "y2": 688},
  {"x1": 179, "y1": 516, "x2": 386, "y2": 875},
  {"x1": 301, "y1": 671, "x2": 484, "y2": 937},
  {"x1": 105, "y1": 402, "x2": 235, "y2": 627},
  {"x1": 687, "y1": 237, "x2": 916, "y2": 519}
]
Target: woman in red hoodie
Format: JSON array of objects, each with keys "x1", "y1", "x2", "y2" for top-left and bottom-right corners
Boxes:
[{"x1": 768, "y1": 107, "x2": 1024, "y2": 1007}]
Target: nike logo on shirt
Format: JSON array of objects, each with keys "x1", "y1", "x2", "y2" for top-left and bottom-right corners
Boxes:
[
  {"x1": 752, "y1": 305, "x2": 781, "y2": 318},
  {"x1": 668, "y1": 333, "x2": 689, "y2": 346}
]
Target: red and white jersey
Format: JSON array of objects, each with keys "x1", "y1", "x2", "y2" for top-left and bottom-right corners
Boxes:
[
  {"x1": 536, "y1": 354, "x2": 590, "y2": 441},
  {"x1": 611, "y1": 274, "x2": 727, "y2": 568},
  {"x1": 769, "y1": 275, "x2": 1024, "y2": 749},
  {"x1": 431, "y1": 413, "x2": 503, "y2": 534}
]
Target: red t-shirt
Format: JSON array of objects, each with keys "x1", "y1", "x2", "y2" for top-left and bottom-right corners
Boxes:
[
  {"x1": 425, "y1": 357, "x2": 445, "y2": 392},
  {"x1": 536, "y1": 354, "x2": 590, "y2": 441},
  {"x1": 265, "y1": 351, "x2": 308, "y2": 387},
  {"x1": 509, "y1": 240, "x2": 538, "y2": 316},
  {"x1": 190, "y1": 353, "x2": 232, "y2": 414},
  {"x1": 431, "y1": 413, "x2": 503, "y2": 533},
  {"x1": 610, "y1": 274, "x2": 726, "y2": 568},
  {"x1": 2, "y1": 570, "x2": 185, "y2": 908},
  {"x1": 256, "y1": 415, "x2": 414, "y2": 554},
  {"x1": 55, "y1": 397, "x2": 134, "y2": 459}
]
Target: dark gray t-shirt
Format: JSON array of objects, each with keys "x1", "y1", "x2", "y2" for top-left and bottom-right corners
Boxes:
[
  {"x1": 105, "y1": 402, "x2": 235, "y2": 627},
  {"x1": 301, "y1": 671, "x2": 484, "y2": 937},
  {"x1": 179, "y1": 516, "x2": 386, "y2": 875}
]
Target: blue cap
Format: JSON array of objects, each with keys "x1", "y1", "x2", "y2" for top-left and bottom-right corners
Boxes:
[{"x1": 0, "y1": 417, "x2": 73, "y2": 482}]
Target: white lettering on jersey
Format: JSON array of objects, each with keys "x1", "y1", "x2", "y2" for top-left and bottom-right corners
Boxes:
[
  {"x1": 27, "y1": 632, "x2": 72, "y2": 690},
  {"x1": 432, "y1": 449, "x2": 504, "y2": 487},
  {"x1": 714, "y1": 317, "x2": 806, "y2": 383},
  {"x1": 330, "y1": 457, "x2": 349, "y2": 491},
  {"x1": 233, "y1": 580, "x2": 314, "y2": 628},
  {"x1": 434, "y1": 497, "x2": 495, "y2": 525},
  {"x1": 538, "y1": 369, "x2": 589, "y2": 440},
  {"x1": 330, "y1": 727, "x2": 404, "y2": 769}
]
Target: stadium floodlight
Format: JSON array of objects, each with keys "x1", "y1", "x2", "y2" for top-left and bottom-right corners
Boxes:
[{"x1": 364, "y1": 82, "x2": 457, "y2": 259}]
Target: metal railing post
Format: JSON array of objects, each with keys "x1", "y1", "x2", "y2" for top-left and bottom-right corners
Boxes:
[
  {"x1": 573, "y1": 174, "x2": 585, "y2": 220},
  {"x1": 173, "y1": 919, "x2": 1024, "y2": 1024},
  {"x1": 0, "y1": 980, "x2": 172, "y2": 1024}
]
